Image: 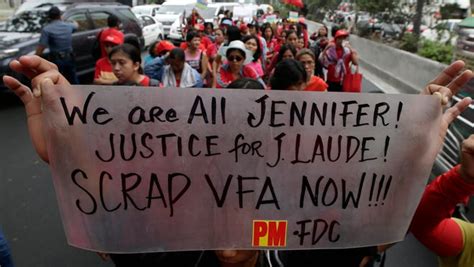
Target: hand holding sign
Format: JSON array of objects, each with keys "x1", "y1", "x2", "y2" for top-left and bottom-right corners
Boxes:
[
  {"x1": 3, "y1": 55, "x2": 70, "y2": 163},
  {"x1": 420, "y1": 60, "x2": 473, "y2": 154}
]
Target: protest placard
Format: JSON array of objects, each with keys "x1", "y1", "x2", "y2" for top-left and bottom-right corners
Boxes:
[
  {"x1": 265, "y1": 15, "x2": 277, "y2": 24},
  {"x1": 43, "y1": 86, "x2": 441, "y2": 253},
  {"x1": 233, "y1": 6, "x2": 254, "y2": 20},
  {"x1": 289, "y1": 11, "x2": 298, "y2": 22}
]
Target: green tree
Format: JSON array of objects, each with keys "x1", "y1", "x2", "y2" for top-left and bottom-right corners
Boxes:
[{"x1": 356, "y1": 0, "x2": 400, "y2": 14}]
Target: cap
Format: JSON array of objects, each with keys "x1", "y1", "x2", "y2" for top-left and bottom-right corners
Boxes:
[
  {"x1": 239, "y1": 24, "x2": 248, "y2": 32},
  {"x1": 155, "y1": 40, "x2": 175, "y2": 55},
  {"x1": 102, "y1": 32, "x2": 124, "y2": 45},
  {"x1": 335, "y1": 30, "x2": 349, "y2": 39}
]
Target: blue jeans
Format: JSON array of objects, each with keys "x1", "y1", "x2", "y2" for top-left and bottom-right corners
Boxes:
[{"x1": 0, "y1": 228, "x2": 14, "y2": 267}]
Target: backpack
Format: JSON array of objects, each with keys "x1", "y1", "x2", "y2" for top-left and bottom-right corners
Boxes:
[{"x1": 92, "y1": 29, "x2": 104, "y2": 61}]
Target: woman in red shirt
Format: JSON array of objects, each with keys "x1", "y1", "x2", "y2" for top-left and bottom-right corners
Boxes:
[
  {"x1": 296, "y1": 49, "x2": 328, "y2": 92},
  {"x1": 262, "y1": 24, "x2": 279, "y2": 65},
  {"x1": 109, "y1": 44, "x2": 155, "y2": 86},
  {"x1": 213, "y1": 40, "x2": 264, "y2": 88}
]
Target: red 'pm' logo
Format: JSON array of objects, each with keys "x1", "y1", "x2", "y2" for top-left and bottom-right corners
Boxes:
[{"x1": 252, "y1": 220, "x2": 287, "y2": 247}]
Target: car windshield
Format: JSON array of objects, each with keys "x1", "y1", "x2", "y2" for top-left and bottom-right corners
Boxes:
[
  {"x1": 0, "y1": 10, "x2": 48, "y2": 33},
  {"x1": 157, "y1": 5, "x2": 187, "y2": 15}
]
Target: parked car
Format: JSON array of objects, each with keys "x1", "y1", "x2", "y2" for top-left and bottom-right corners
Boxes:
[
  {"x1": 132, "y1": 4, "x2": 161, "y2": 18},
  {"x1": 138, "y1": 14, "x2": 164, "y2": 48},
  {"x1": 421, "y1": 19, "x2": 461, "y2": 45},
  {"x1": 154, "y1": 0, "x2": 195, "y2": 37},
  {"x1": 0, "y1": 2, "x2": 144, "y2": 91}
]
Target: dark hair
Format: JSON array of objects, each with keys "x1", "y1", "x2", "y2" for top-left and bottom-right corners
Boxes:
[
  {"x1": 48, "y1": 6, "x2": 61, "y2": 20},
  {"x1": 226, "y1": 78, "x2": 264, "y2": 90},
  {"x1": 276, "y1": 44, "x2": 297, "y2": 64},
  {"x1": 109, "y1": 43, "x2": 143, "y2": 73},
  {"x1": 226, "y1": 26, "x2": 242, "y2": 43},
  {"x1": 107, "y1": 14, "x2": 120, "y2": 28},
  {"x1": 169, "y1": 48, "x2": 185, "y2": 62},
  {"x1": 242, "y1": 35, "x2": 261, "y2": 62},
  {"x1": 124, "y1": 35, "x2": 141, "y2": 51},
  {"x1": 186, "y1": 30, "x2": 200, "y2": 43},
  {"x1": 270, "y1": 59, "x2": 307, "y2": 90}
]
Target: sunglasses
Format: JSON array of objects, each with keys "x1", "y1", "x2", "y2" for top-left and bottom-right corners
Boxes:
[{"x1": 228, "y1": 55, "x2": 243, "y2": 62}]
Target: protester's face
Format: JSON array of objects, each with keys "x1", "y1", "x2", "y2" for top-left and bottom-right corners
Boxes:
[
  {"x1": 249, "y1": 26, "x2": 257, "y2": 35},
  {"x1": 215, "y1": 250, "x2": 258, "y2": 264},
  {"x1": 297, "y1": 38, "x2": 305, "y2": 49},
  {"x1": 319, "y1": 27, "x2": 327, "y2": 36},
  {"x1": 205, "y1": 24, "x2": 213, "y2": 34},
  {"x1": 282, "y1": 49, "x2": 294, "y2": 60},
  {"x1": 298, "y1": 54, "x2": 315, "y2": 78},
  {"x1": 189, "y1": 37, "x2": 201, "y2": 50},
  {"x1": 287, "y1": 33, "x2": 298, "y2": 47},
  {"x1": 104, "y1": 42, "x2": 118, "y2": 55},
  {"x1": 264, "y1": 27, "x2": 272, "y2": 39},
  {"x1": 215, "y1": 30, "x2": 224, "y2": 44},
  {"x1": 227, "y1": 49, "x2": 244, "y2": 71},
  {"x1": 110, "y1": 51, "x2": 139, "y2": 84},
  {"x1": 245, "y1": 38, "x2": 258, "y2": 53},
  {"x1": 169, "y1": 58, "x2": 184, "y2": 74},
  {"x1": 336, "y1": 36, "x2": 345, "y2": 46},
  {"x1": 280, "y1": 32, "x2": 287, "y2": 41}
]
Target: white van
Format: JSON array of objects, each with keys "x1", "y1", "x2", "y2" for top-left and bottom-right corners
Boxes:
[
  {"x1": 132, "y1": 4, "x2": 161, "y2": 18},
  {"x1": 155, "y1": 0, "x2": 196, "y2": 36}
]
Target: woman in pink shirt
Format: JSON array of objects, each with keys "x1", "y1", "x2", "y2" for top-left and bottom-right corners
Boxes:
[{"x1": 242, "y1": 35, "x2": 264, "y2": 77}]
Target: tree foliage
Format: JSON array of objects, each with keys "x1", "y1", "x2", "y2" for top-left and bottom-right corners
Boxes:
[{"x1": 356, "y1": 0, "x2": 400, "y2": 14}]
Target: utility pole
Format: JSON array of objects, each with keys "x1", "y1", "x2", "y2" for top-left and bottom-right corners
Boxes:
[{"x1": 412, "y1": 0, "x2": 424, "y2": 52}]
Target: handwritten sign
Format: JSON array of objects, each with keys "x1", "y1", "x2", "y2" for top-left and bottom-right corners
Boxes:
[{"x1": 43, "y1": 86, "x2": 441, "y2": 253}]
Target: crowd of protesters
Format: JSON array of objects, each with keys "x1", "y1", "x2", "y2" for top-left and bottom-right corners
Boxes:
[
  {"x1": 85, "y1": 7, "x2": 358, "y2": 93},
  {"x1": 2, "y1": 4, "x2": 474, "y2": 267}
]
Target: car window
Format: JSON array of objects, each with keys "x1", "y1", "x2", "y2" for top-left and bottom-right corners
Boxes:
[
  {"x1": 140, "y1": 16, "x2": 153, "y2": 26},
  {"x1": 66, "y1": 12, "x2": 90, "y2": 32},
  {"x1": 144, "y1": 16, "x2": 154, "y2": 25},
  {"x1": 90, "y1": 11, "x2": 110, "y2": 29},
  {"x1": 118, "y1": 8, "x2": 138, "y2": 22}
]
